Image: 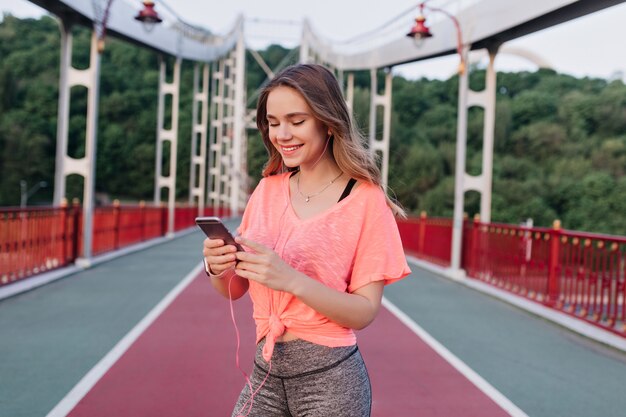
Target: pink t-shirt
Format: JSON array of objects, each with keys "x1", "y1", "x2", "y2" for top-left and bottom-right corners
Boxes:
[{"x1": 238, "y1": 172, "x2": 411, "y2": 361}]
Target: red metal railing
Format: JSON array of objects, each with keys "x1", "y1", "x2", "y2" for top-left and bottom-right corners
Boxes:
[
  {"x1": 173, "y1": 205, "x2": 203, "y2": 232},
  {"x1": 1, "y1": 205, "x2": 79, "y2": 285},
  {"x1": 463, "y1": 220, "x2": 553, "y2": 300},
  {"x1": 463, "y1": 219, "x2": 626, "y2": 336},
  {"x1": 7, "y1": 204, "x2": 624, "y2": 336},
  {"x1": 91, "y1": 203, "x2": 170, "y2": 256},
  {"x1": 397, "y1": 212, "x2": 453, "y2": 267},
  {"x1": 0, "y1": 203, "x2": 226, "y2": 286}
]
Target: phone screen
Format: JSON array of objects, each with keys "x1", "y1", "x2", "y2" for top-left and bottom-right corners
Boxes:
[{"x1": 195, "y1": 216, "x2": 244, "y2": 252}]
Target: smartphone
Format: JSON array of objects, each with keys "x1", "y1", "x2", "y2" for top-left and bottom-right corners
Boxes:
[{"x1": 195, "y1": 216, "x2": 244, "y2": 251}]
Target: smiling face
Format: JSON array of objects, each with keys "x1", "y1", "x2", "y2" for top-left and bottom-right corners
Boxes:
[{"x1": 265, "y1": 86, "x2": 330, "y2": 170}]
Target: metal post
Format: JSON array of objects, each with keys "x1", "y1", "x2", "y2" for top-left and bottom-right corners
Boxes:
[
  {"x1": 154, "y1": 56, "x2": 181, "y2": 236},
  {"x1": 20, "y1": 181, "x2": 27, "y2": 208},
  {"x1": 547, "y1": 220, "x2": 562, "y2": 307},
  {"x1": 299, "y1": 22, "x2": 310, "y2": 64},
  {"x1": 208, "y1": 59, "x2": 225, "y2": 215},
  {"x1": 189, "y1": 63, "x2": 209, "y2": 216},
  {"x1": 449, "y1": 46, "x2": 470, "y2": 278},
  {"x1": 480, "y1": 48, "x2": 498, "y2": 223},
  {"x1": 81, "y1": 30, "x2": 101, "y2": 263},
  {"x1": 337, "y1": 69, "x2": 344, "y2": 94},
  {"x1": 154, "y1": 56, "x2": 164, "y2": 205},
  {"x1": 346, "y1": 73, "x2": 355, "y2": 114},
  {"x1": 223, "y1": 54, "x2": 234, "y2": 214},
  {"x1": 189, "y1": 63, "x2": 200, "y2": 206},
  {"x1": 53, "y1": 19, "x2": 71, "y2": 206},
  {"x1": 368, "y1": 68, "x2": 392, "y2": 189},
  {"x1": 381, "y1": 70, "x2": 392, "y2": 187},
  {"x1": 231, "y1": 22, "x2": 246, "y2": 215},
  {"x1": 205, "y1": 61, "x2": 215, "y2": 211},
  {"x1": 368, "y1": 68, "x2": 377, "y2": 147}
]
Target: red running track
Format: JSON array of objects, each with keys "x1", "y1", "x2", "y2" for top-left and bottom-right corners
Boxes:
[{"x1": 68, "y1": 273, "x2": 509, "y2": 416}]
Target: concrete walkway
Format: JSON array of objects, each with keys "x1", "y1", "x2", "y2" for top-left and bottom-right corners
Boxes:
[{"x1": 1, "y1": 223, "x2": 626, "y2": 416}]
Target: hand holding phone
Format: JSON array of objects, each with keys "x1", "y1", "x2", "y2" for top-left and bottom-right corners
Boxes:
[
  {"x1": 195, "y1": 216, "x2": 244, "y2": 251},
  {"x1": 197, "y1": 217, "x2": 243, "y2": 276}
]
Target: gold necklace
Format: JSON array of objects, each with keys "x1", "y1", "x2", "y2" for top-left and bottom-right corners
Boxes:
[{"x1": 296, "y1": 171, "x2": 343, "y2": 203}]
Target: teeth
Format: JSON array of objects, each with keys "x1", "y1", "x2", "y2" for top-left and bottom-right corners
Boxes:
[{"x1": 283, "y1": 145, "x2": 302, "y2": 151}]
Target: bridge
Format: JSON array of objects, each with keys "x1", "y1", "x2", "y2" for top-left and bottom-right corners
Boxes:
[{"x1": 1, "y1": 0, "x2": 626, "y2": 416}]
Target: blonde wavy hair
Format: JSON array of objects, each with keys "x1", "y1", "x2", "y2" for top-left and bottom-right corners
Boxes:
[{"x1": 256, "y1": 63, "x2": 405, "y2": 217}]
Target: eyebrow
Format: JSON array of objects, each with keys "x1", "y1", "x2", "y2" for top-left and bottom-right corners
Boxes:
[{"x1": 266, "y1": 112, "x2": 310, "y2": 119}]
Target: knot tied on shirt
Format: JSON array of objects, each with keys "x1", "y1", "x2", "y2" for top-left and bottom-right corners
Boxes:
[{"x1": 262, "y1": 314, "x2": 286, "y2": 362}]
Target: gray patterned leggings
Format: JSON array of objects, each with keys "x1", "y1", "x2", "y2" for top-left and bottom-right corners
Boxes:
[{"x1": 231, "y1": 338, "x2": 371, "y2": 417}]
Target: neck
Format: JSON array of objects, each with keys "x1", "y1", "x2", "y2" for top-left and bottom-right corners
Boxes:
[{"x1": 299, "y1": 154, "x2": 341, "y2": 185}]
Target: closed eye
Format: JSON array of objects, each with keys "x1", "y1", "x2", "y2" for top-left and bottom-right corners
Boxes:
[{"x1": 267, "y1": 119, "x2": 305, "y2": 127}]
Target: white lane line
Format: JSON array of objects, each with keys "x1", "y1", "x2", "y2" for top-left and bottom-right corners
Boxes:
[
  {"x1": 46, "y1": 262, "x2": 204, "y2": 417},
  {"x1": 382, "y1": 296, "x2": 528, "y2": 417}
]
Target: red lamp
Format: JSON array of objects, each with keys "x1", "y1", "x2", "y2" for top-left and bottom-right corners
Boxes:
[
  {"x1": 406, "y1": 2, "x2": 466, "y2": 74},
  {"x1": 135, "y1": 0, "x2": 163, "y2": 31},
  {"x1": 406, "y1": 14, "x2": 432, "y2": 40}
]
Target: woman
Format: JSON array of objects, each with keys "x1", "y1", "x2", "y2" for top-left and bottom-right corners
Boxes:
[{"x1": 203, "y1": 63, "x2": 410, "y2": 416}]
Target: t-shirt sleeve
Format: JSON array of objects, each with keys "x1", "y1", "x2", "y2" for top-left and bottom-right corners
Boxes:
[{"x1": 348, "y1": 195, "x2": 412, "y2": 293}]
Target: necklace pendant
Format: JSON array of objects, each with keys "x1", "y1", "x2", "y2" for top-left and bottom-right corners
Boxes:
[{"x1": 305, "y1": 197, "x2": 310, "y2": 203}]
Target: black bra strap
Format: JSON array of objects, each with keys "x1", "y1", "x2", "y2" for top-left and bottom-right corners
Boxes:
[{"x1": 338, "y1": 178, "x2": 357, "y2": 202}]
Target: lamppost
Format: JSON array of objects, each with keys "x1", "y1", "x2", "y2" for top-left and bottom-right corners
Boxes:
[
  {"x1": 406, "y1": 1, "x2": 466, "y2": 75},
  {"x1": 405, "y1": 1, "x2": 472, "y2": 278},
  {"x1": 20, "y1": 180, "x2": 47, "y2": 208}
]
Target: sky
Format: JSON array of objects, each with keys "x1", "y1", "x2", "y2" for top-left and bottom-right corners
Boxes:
[{"x1": 1, "y1": 0, "x2": 625, "y2": 81}]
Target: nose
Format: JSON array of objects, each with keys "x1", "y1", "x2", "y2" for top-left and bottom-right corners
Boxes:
[{"x1": 275, "y1": 124, "x2": 292, "y2": 141}]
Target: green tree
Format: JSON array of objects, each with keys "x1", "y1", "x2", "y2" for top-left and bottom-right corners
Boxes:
[{"x1": 2, "y1": 15, "x2": 626, "y2": 236}]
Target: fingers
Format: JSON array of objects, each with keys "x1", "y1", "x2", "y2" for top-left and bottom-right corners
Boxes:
[
  {"x1": 235, "y1": 237, "x2": 271, "y2": 254},
  {"x1": 203, "y1": 238, "x2": 237, "y2": 257},
  {"x1": 235, "y1": 260, "x2": 263, "y2": 274},
  {"x1": 234, "y1": 267, "x2": 257, "y2": 281},
  {"x1": 203, "y1": 238, "x2": 238, "y2": 273},
  {"x1": 211, "y1": 260, "x2": 237, "y2": 274},
  {"x1": 203, "y1": 237, "x2": 225, "y2": 248},
  {"x1": 234, "y1": 251, "x2": 263, "y2": 263},
  {"x1": 206, "y1": 252, "x2": 237, "y2": 266}
]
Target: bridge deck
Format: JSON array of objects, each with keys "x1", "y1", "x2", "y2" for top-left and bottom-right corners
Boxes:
[{"x1": 1, "y1": 221, "x2": 626, "y2": 417}]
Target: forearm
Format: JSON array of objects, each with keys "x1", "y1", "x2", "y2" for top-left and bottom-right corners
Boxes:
[
  {"x1": 209, "y1": 268, "x2": 249, "y2": 300},
  {"x1": 289, "y1": 271, "x2": 383, "y2": 330}
]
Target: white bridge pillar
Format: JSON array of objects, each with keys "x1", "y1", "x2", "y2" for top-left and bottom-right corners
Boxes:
[
  {"x1": 368, "y1": 68, "x2": 392, "y2": 189},
  {"x1": 154, "y1": 56, "x2": 181, "y2": 237},
  {"x1": 53, "y1": 21, "x2": 101, "y2": 265},
  {"x1": 189, "y1": 63, "x2": 210, "y2": 215},
  {"x1": 449, "y1": 45, "x2": 499, "y2": 276},
  {"x1": 206, "y1": 20, "x2": 247, "y2": 218},
  {"x1": 207, "y1": 59, "x2": 224, "y2": 214}
]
